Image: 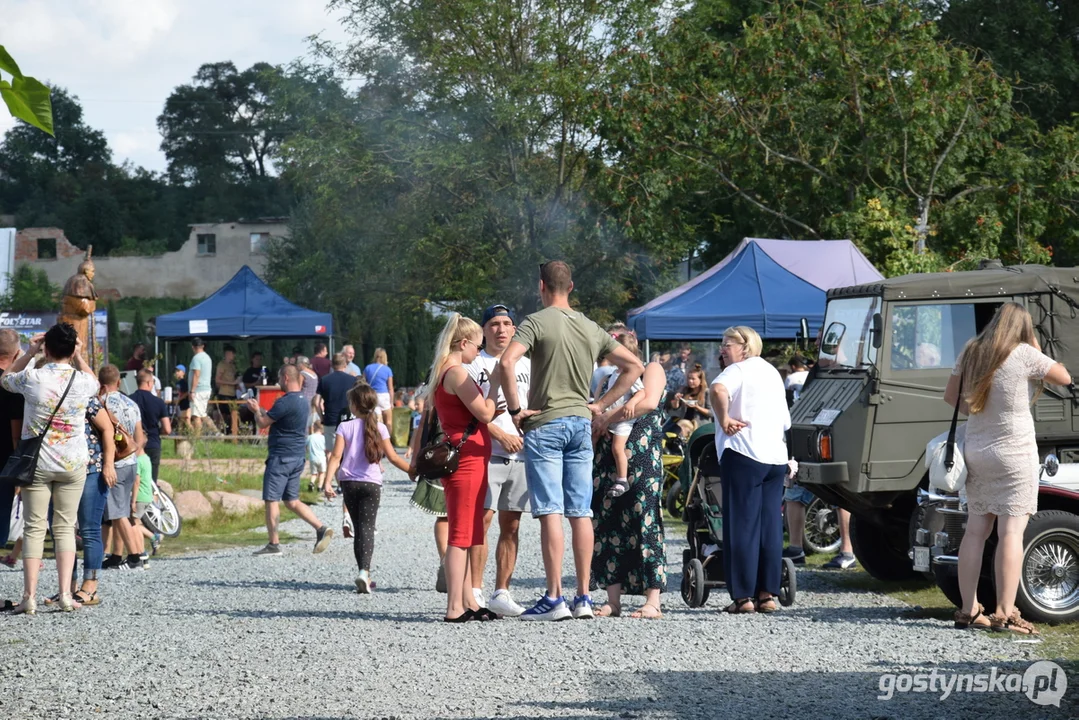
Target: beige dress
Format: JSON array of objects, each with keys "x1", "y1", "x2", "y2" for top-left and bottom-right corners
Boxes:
[{"x1": 959, "y1": 343, "x2": 1056, "y2": 516}]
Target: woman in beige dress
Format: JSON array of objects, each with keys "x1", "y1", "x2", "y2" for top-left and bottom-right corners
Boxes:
[{"x1": 944, "y1": 303, "x2": 1071, "y2": 634}]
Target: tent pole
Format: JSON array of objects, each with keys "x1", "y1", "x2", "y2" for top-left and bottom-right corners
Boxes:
[
  {"x1": 644, "y1": 339, "x2": 650, "y2": 362},
  {"x1": 154, "y1": 336, "x2": 159, "y2": 387}
]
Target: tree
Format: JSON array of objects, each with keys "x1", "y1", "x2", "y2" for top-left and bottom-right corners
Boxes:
[
  {"x1": 158, "y1": 61, "x2": 287, "y2": 186},
  {"x1": 0, "y1": 87, "x2": 110, "y2": 211},
  {"x1": 599, "y1": 0, "x2": 1072, "y2": 275},
  {"x1": 926, "y1": 0, "x2": 1079, "y2": 129},
  {"x1": 1, "y1": 264, "x2": 58, "y2": 311},
  {"x1": 131, "y1": 302, "x2": 147, "y2": 351},
  {"x1": 0, "y1": 45, "x2": 52, "y2": 135}
]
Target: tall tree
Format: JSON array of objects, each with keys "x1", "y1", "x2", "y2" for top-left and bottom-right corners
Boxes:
[{"x1": 158, "y1": 61, "x2": 287, "y2": 185}]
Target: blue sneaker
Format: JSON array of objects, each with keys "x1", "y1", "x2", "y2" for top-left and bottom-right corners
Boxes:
[
  {"x1": 520, "y1": 595, "x2": 572, "y2": 621},
  {"x1": 571, "y1": 594, "x2": 594, "y2": 619}
]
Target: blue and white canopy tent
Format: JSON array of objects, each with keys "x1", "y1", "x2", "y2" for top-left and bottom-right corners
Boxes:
[{"x1": 627, "y1": 238, "x2": 883, "y2": 344}]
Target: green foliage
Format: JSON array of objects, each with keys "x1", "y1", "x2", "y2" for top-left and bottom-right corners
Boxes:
[
  {"x1": 106, "y1": 298, "x2": 120, "y2": 366},
  {"x1": 1, "y1": 264, "x2": 59, "y2": 312},
  {"x1": 598, "y1": 0, "x2": 1078, "y2": 275},
  {"x1": 0, "y1": 45, "x2": 53, "y2": 135},
  {"x1": 130, "y1": 302, "x2": 147, "y2": 350}
]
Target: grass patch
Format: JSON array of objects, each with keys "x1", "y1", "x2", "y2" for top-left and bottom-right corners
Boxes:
[{"x1": 161, "y1": 438, "x2": 268, "y2": 460}]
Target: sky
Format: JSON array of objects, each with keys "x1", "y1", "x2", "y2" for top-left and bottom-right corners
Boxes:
[{"x1": 1, "y1": 0, "x2": 351, "y2": 172}]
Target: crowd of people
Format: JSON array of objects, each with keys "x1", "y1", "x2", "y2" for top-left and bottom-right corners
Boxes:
[{"x1": 1, "y1": 263, "x2": 1061, "y2": 634}]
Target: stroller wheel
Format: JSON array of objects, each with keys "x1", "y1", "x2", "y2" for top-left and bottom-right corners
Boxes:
[
  {"x1": 779, "y1": 557, "x2": 797, "y2": 607},
  {"x1": 681, "y1": 558, "x2": 709, "y2": 608}
]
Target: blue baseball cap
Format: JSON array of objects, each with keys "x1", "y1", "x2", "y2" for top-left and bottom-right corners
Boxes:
[
  {"x1": 175, "y1": 364, "x2": 186, "y2": 372},
  {"x1": 481, "y1": 304, "x2": 515, "y2": 327}
]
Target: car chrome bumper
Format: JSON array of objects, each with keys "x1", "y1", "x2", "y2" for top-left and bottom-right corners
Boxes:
[{"x1": 911, "y1": 489, "x2": 964, "y2": 572}]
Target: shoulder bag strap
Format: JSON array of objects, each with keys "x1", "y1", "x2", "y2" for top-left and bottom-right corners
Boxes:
[
  {"x1": 39, "y1": 369, "x2": 77, "y2": 438},
  {"x1": 454, "y1": 417, "x2": 480, "y2": 451},
  {"x1": 944, "y1": 376, "x2": 963, "y2": 470}
]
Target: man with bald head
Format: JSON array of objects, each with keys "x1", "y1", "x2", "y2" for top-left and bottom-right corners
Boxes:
[
  {"x1": 246, "y1": 364, "x2": 333, "y2": 556},
  {"x1": 342, "y1": 345, "x2": 361, "y2": 376},
  {"x1": 0, "y1": 329, "x2": 25, "y2": 550}
]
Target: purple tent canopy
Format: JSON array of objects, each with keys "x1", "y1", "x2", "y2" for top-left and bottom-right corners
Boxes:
[{"x1": 628, "y1": 238, "x2": 883, "y2": 340}]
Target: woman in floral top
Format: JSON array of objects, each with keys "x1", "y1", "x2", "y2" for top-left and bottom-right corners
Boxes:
[
  {"x1": 0, "y1": 324, "x2": 99, "y2": 614},
  {"x1": 69, "y1": 392, "x2": 116, "y2": 606}
]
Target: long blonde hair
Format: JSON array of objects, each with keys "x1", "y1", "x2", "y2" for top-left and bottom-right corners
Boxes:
[
  {"x1": 420, "y1": 313, "x2": 481, "y2": 400},
  {"x1": 957, "y1": 302, "x2": 1040, "y2": 414}
]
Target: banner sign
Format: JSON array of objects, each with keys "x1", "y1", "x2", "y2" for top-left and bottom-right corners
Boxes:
[{"x1": 0, "y1": 311, "x2": 109, "y2": 366}]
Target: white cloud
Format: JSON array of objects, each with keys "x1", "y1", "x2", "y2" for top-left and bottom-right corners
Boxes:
[{"x1": 2, "y1": 0, "x2": 350, "y2": 171}]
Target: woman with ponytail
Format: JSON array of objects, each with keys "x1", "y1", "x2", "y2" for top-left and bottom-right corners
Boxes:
[
  {"x1": 323, "y1": 383, "x2": 410, "y2": 593},
  {"x1": 416, "y1": 312, "x2": 501, "y2": 622}
]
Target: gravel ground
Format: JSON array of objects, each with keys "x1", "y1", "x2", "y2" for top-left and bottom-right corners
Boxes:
[{"x1": 0, "y1": 465, "x2": 1074, "y2": 720}]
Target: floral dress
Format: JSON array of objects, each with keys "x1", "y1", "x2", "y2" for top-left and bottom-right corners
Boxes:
[
  {"x1": 591, "y1": 408, "x2": 668, "y2": 595},
  {"x1": 85, "y1": 396, "x2": 104, "y2": 474}
]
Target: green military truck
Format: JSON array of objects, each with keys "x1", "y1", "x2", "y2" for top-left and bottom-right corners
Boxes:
[{"x1": 792, "y1": 262, "x2": 1079, "y2": 620}]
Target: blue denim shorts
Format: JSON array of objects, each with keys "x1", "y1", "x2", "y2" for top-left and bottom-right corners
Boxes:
[
  {"x1": 783, "y1": 483, "x2": 816, "y2": 506},
  {"x1": 523, "y1": 416, "x2": 594, "y2": 519},
  {"x1": 263, "y1": 455, "x2": 306, "y2": 502}
]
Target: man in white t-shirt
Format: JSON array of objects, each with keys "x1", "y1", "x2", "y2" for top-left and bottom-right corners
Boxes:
[{"x1": 466, "y1": 303, "x2": 531, "y2": 617}]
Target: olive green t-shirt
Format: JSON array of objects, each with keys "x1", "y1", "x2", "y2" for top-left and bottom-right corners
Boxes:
[{"x1": 512, "y1": 306, "x2": 620, "y2": 432}]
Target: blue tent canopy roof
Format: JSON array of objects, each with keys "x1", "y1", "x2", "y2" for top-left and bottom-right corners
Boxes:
[
  {"x1": 627, "y1": 238, "x2": 883, "y2": 340},
  {"x1": 155, "y1": 266, "x2": 333, "y2": 339}
]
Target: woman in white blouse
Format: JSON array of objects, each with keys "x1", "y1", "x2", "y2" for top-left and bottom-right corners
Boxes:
[
  {"x1": 710, "y1": 326, "x2": 791, "y2": 614},
  {"x1": 1, "y1": 324, "x2": 99, "y2": 614}
]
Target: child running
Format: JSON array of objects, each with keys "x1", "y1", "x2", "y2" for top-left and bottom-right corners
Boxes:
[
  {"x1": 306, "y1": 419, "x2": 327, "y2": 492},
  {"x1": 323, "y1": 383, "x2": 411, "y2": 593},
  {"x1": 606, "y1": 332, "x2": 646, "y2": 499}
]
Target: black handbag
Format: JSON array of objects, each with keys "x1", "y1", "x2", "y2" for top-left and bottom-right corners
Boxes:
[
  {"x1": 414, "y1": 407, "x2": 479, "y2": 480},
  {"x1": 1, "y1": 369, "x2": 77, "y2": 487}
]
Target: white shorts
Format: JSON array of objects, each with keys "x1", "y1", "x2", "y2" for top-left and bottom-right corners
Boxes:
[
  {"x1": 609, "y1": 419, "x2": 634, "y2": 437},
  {"x1": 191, "y1": 390, "x2": 211, "y2": 418},
  {"x1": 485, "y1": 457, "x2": 529, "y2": 512},
  {"x1": 376, "y1": 392, "x2": 392, "y2": 413},
  {"x1": 309, "y1": 457, "x2": 327, "y2": 474}
]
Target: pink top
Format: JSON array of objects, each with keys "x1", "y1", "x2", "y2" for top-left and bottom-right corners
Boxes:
[{"x1": 335, "y1": 417, "x2": 390, "y2": 484}]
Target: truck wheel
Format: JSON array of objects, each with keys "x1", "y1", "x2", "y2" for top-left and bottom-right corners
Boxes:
[
  {"x1": 1016, "y1": 510, "x2": 1079, "y2": 624},
  {"x1": 850, "y1": 513, "x2": 926, "y2": 583},
  {"x1": 933, "y1": 550, "x2": 996, "y2": 610}
]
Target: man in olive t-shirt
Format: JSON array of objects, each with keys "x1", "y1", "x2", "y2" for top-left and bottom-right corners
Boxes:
[{"x1": 498, "y1": 261, "x2": 644, "y2": 621}]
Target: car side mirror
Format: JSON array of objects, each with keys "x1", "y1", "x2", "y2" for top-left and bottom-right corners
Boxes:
[{"x1": 871, "y1": 313, "x2": 883, "y2": 349}]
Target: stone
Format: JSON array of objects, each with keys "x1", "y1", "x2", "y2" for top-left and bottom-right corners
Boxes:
[
  {"x1": 206, "y1": 491, "x2": 263, "y2": 516},
  {"x1": 157, "y1": 480, "x2": 174, "y2": 497},
  {"x1": 173, "y1": 491, "x2": 212, "y2": 520}
]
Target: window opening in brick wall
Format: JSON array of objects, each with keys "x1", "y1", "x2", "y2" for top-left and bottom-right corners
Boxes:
[
  {"x1": 250, "y1": 232, "x2": 270, "y2": 254},
  {"x1": 37, "y1": 237, "x2": 57, "y2": 260}
]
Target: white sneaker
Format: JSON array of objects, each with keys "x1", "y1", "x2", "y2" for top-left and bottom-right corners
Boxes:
[
  {"x1": 472, "y1": 587, "x2": 487, "y2": 608},
  {"x1": 571, "y1": 594, "x2": 594, "y2": 619},
  {"x1": 488, "y1": 589, "x2": 525, "y2": 617}
]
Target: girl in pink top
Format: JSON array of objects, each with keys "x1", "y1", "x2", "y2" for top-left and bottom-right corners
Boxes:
[{"x1": 324, "y1": 384, "x2": 410, "y2": 593}]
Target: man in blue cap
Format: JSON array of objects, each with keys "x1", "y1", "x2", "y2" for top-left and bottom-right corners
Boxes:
[
  {"x1": 466, "y1": 303, "x2": 531, "y2": 617},
  {"x1": 173, "y1": 363, "x2": 190, "y2": 432}
]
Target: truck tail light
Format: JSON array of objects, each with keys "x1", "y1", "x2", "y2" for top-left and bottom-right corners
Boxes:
[{"x1": 816, "y1": 430, "x2": 832, "y2": 462}]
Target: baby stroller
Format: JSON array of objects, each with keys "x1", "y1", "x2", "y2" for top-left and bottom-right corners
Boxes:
[{"x1": 680, "y1": 443, "x2": 798, "y2": 608}]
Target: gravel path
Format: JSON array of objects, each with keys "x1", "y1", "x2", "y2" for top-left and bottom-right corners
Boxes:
[{"x1": 0, "y1": 465, "x2": 1073, "y2": 719}]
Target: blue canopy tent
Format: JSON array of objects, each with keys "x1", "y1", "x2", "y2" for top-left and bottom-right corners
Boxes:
[
  {"x1": 153, "y1": 266, "x2": 334, "y2": 383},
  {"x1": 627, "y1": 238, "x2": 882, "y2": 341}
]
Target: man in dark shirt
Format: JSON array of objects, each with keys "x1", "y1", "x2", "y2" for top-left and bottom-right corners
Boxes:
[
  {"x1": 316, "y1": 353, "x2": 356, "y2": 452},
  {"x1": 174, "y1": 364, "x2": 190, "y2": 432},
  {"x1": 242, "y1": 351, "x2": 264, "y2": 387},
  {"x1": 310, "y1": 342, "x2": 331, "y2": 378},
  {"x1": 131, "y1": 369, "x2": 171, "y2": 480},
  {"x1": 0, "y1": 329, "x2": 25, "y2": 549},
  {"x1": 125, "y1": 343, "x2": 146, "y2": 372},
  {"x1": 246, "y1": 364, "x2": 332, "y2": 556}
]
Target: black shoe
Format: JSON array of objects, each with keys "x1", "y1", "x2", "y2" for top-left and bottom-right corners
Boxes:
[
  {"x1": 123, "y1": 556, "x2": 146, "y2": 571},
  {"x1": 101, "y1": 554, "x2": 124, "y2": 570},
  {"x1": 782, "y1": 546, "x2": 807, "y2": 565},
  {"x1": 313, "y1": 526, "x2": 333, "y2": 554},
  {"x1": 444, "y1": 609, "x2": 476, "y2": 623}
]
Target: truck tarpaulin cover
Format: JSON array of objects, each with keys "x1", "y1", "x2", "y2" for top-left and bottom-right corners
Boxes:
[{"x1": 627, "y1": 238, "x2": 883, "y2": 340}]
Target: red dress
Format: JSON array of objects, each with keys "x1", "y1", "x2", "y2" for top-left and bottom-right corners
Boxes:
[{"x1": 434, "y1": 369, "x2": 491, "y2": 548}]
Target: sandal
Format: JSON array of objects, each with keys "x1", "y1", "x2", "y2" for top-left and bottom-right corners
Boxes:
[
  {"x1": 594, "y1": 603, "x2": 621, "y2": 618},
  {"x1": 43, "y1": 593, "x2": 62, "y2": 606},
  {"x1": 989, "y1": 609, "x2": 1039, "y2": 635},
  {"x1": 954, "y1": 602, "x2": 991, "y2": 630},
  {"x1": 474, "y1": 608, "x2": 500, "y2": 621},
  {"x1": 73, "y1": 590, "x2": 100, "y2": 607},
  {"x1": 755, "y1": 596, "x2": 778, "y2": 614},
  {"x1": 629, "y1": 603, "x2": 663, "y2": 620},
  {"x1": 443, "y1": 609, "x2": 476, "y2": 624},
  {"x1": 724, "y1": 598, "x2": 756, "y2": 614},
  {"x1": 606, "y1": 478, "x2": 630, "y2": 499}
]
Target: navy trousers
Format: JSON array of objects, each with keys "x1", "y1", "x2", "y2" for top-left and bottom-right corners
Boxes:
[{"x1": 720, "y1": 448, "x2": 786, "y2": 601}]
